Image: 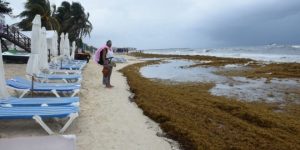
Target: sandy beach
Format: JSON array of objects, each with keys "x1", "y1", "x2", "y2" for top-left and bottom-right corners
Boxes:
[
  {"x1": 3, "y1": 0, "x2": 300, "y2": 149},
  {"x1": 0, "y1": 55, "x2": 178, "y2": 150}
]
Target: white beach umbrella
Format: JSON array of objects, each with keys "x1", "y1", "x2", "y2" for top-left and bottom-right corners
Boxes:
[
  {"x1": 71, "y1": 41, "x2": 76, "y2": 60},
  {"x1": 39, "y1": 27, "x2": 49, "y2": 71},
  {"x1": 64, "y1": 33, "x2": 70, "y2": 58},
  {"x1": 59, "y1": 33, "x2": 65, "y2": 56},
  {"x1": 0, "y1": 42, "x2": 10, "y2": 99},
  {"x1": 51, "y1": 31, "x2": 58, "y2": 57},
  {"x1": 51, "y1": 31, "x2": 59, "y2": 64},
  {"x1": 26, "y1": 14, "x2": 41, "y2": 76},
  {"x1": 55, "y1": 31, "x2": 59, "y2": 56}
]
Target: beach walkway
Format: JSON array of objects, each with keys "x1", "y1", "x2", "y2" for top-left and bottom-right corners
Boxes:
[
  {"x1": 72, "y1": 55, "x2": 174, "y2": 150},
  {"x1": 0, "y1": 55, "x2": 176, "y2": 150}
]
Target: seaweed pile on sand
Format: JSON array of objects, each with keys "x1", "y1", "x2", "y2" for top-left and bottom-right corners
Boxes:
[{"x1": 121, "y1": 53, "x2": 300, "y2": 150}]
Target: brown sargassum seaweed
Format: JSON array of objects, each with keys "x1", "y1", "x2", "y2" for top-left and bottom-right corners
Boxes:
[{"x1": 120, "y1": 53, "x2": 300, "y2": 150}]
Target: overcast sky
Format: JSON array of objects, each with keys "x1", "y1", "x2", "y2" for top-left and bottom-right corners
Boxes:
[{"x1": 6, "y1": 0, "x2": 300, "y2": 49}]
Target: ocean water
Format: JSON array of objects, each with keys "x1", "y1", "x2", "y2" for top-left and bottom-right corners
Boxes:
[
  {"x1": 140, "y1": 60, "x2": 300, "y2": 103},
  {"x1": 142, "y1": 44, "x2": 300, "y2": 63},
  {"x1": 140, "y1": 60, "x2": 227, "y2": 83}
]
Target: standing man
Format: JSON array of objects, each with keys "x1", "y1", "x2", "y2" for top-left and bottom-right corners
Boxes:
[{"x1": 95, "y1": 40, "x2": 114, "y2": 88}]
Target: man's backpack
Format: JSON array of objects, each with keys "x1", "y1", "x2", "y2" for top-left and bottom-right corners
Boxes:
[{"x1": 98, "y1": 48, "x2": 107, "y2": 65}]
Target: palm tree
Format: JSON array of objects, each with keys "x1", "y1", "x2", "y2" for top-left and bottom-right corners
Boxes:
[
  {"x1": 55, "y1": 1, "x2": 92, "y2": 42},
  {"x1": 70, "y1": 2, "x2": 92, "y2": 39},
  {"x1": 17, "y1": 0, "x2": 60, "y2": 31},
  {"x1": 0, "y1": 0, "x2": 12, "y2": 15},
  {"x1": 55, "y1": 1, "x2": 71, "y2": 32}
]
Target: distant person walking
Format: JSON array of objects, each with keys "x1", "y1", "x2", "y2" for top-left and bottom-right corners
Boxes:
[{"x1": 95, "y1": 40, "x2": 114, "y2": 88}]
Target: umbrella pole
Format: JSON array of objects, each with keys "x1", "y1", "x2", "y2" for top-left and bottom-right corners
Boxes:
[{"x1": 31, "y1": 75, "x2": 34, "y2": 97}]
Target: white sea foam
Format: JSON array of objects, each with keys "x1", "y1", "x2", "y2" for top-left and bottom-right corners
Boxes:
[{"x1": 143, "y1": 45, "x2": 300, "y2": 63}]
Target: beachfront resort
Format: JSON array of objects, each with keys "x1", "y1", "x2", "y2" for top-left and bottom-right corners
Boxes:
[{"x1": 0, "y1": 0, "x2": 300, "y2": 150}]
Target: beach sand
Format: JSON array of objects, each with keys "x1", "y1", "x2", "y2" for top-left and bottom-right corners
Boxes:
[{"x1": 0, "y1": 55, "x2": 178, "y2": 150}]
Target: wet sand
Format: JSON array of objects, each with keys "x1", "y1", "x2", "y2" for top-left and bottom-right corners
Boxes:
[{"x1": 0, "y1": 55, "x2": 178, "y2": 150}]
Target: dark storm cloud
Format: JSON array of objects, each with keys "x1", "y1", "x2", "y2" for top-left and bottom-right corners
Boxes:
[
  {"x1": 194, "y1": 0, "x2": 300, "y2": 47},
  {"x1": 6, "y1": 0, "x2": 300, "y2": 49}
]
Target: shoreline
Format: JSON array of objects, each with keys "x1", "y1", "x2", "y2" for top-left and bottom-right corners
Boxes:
[
  {"x1": 121, "y1": 53, "x2": 300, "y2": 149},
  {"x1": 1, "y1": 53, "x2": 299, "y2": 149}
]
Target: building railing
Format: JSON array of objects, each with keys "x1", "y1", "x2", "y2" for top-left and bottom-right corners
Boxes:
[{"x1": 0, "y1": 24, "x2": 31, "y2": 52}]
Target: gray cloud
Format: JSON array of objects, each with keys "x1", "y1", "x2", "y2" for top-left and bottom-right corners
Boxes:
[
  {"x1": 6, "y1": 0, "x2": 300, "y2": 49},
  {"x1": 200, "y1": 0, "x2": 300, "y2": 47}
]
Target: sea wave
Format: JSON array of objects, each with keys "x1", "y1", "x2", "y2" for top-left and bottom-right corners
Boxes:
[{"x1": 143, "y1": 44, "x2": 300, "y2": 63}]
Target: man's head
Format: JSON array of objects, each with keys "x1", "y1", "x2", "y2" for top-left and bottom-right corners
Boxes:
[{"x1": 106, "y1": 40, "x2": 112, "y2": 48}]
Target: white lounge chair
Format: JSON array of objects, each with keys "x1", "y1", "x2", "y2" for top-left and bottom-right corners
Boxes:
[
  {"x1": 0, "y1": 106, "x2": 79, "y2": 134},
  {"x1": 6, "y1": 78, "x2": 80, "y2": 98}
]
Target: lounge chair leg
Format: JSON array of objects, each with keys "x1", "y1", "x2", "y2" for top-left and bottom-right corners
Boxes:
[
  {"x1": 19, "y1": 90, "x2": 29, "y2": 98},
  {"x1": 63, "y1": 79, "x2": 68, "y2": 83},
  {"x1": 71, "y1": 89, "x2": 79, "y2": 97},
  {"x1": 33, "y1": 115, "x2": 54, "y2": 135},
  {"x1": 51, "y1": 89, "x2": 61, "y2": 97},
  {"x1": 59, "y1": 113, "x2": 79, "y2": 133}
]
